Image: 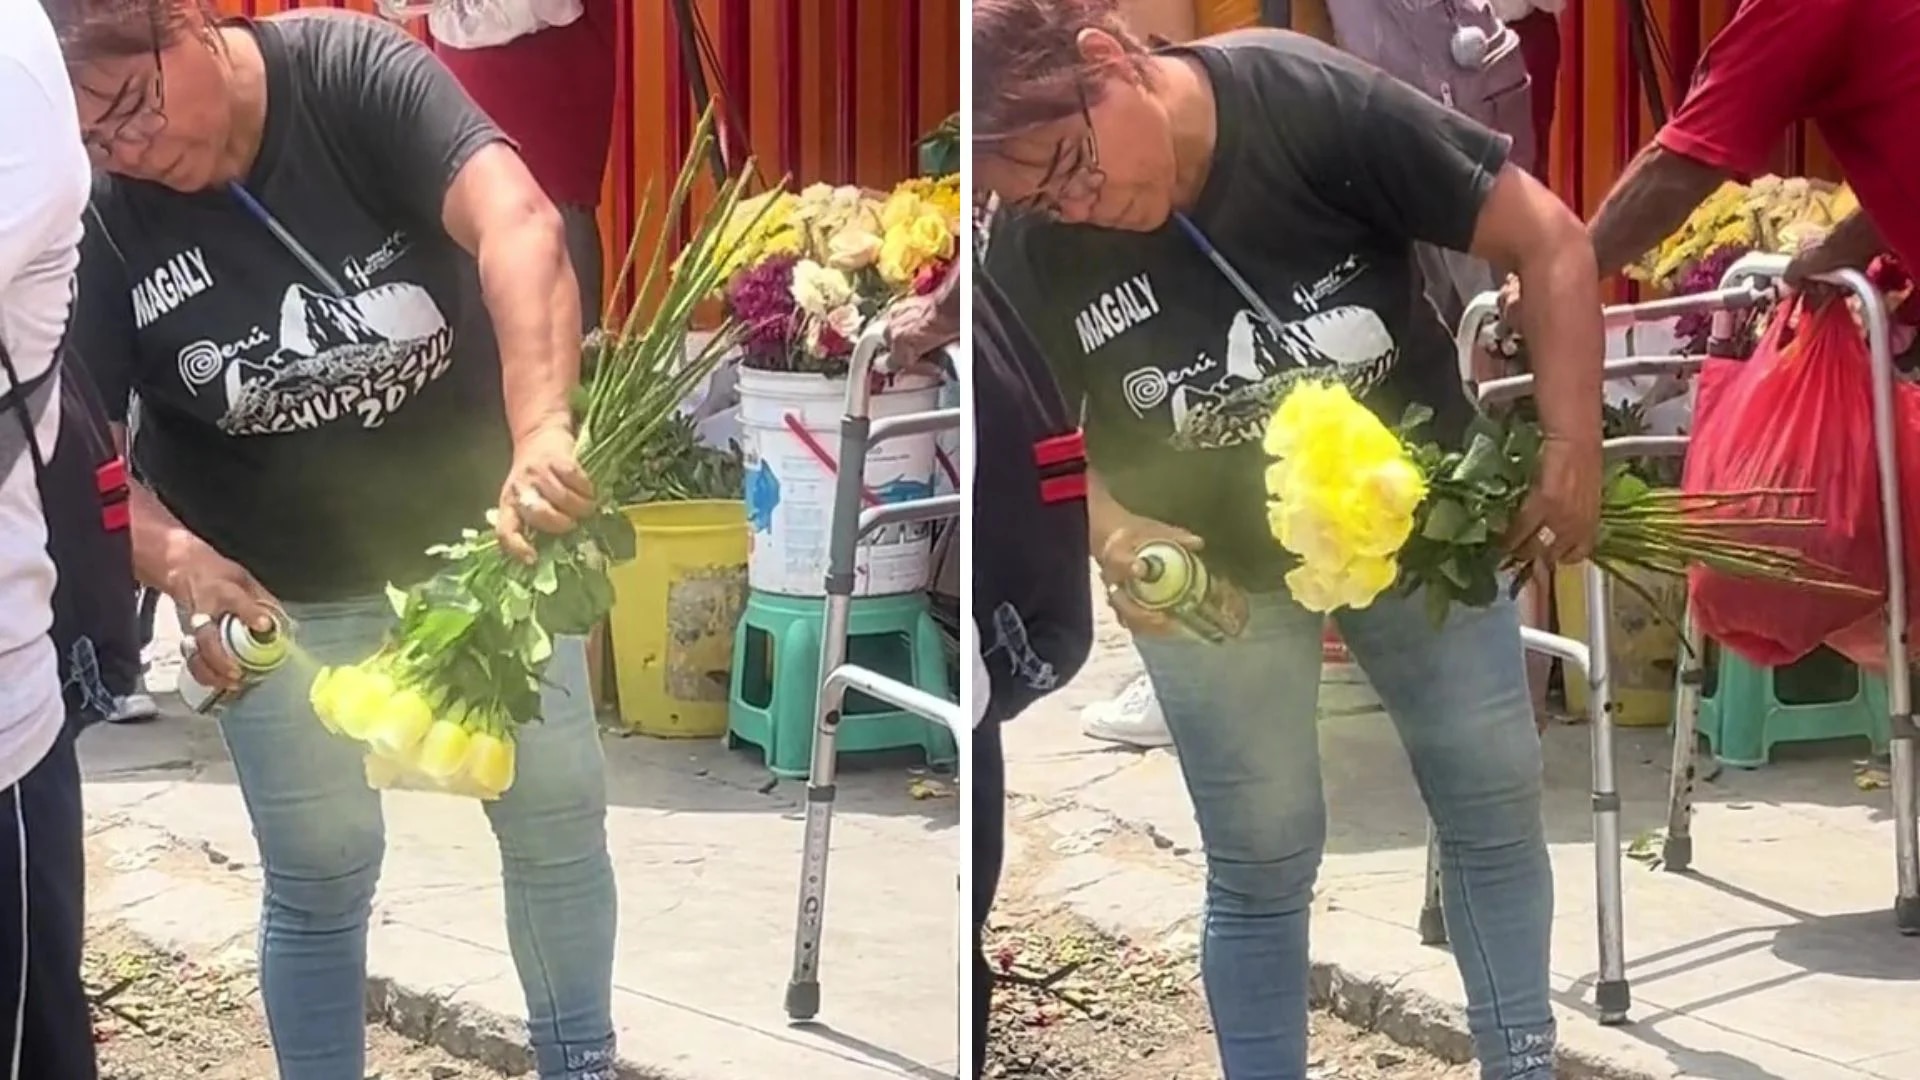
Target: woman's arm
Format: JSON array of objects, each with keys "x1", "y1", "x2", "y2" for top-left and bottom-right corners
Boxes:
[
  {"x1": 1469, "y1": 165, "x2": 1604, "y2": 451},
  {"x1": 441, "y1": 145, "x2": 581, "y2": 448},
  {"x1": 328, "y1": 16, "x2": 595, "y2": 556}
]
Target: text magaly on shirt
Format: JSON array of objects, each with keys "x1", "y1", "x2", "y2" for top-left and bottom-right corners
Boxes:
[
  {"x1": 990, "y1": 30, "x2": 1509, "y2": 591},
  {"x1": 75, "y1": 11, "x2": 514, "y2": 603}
]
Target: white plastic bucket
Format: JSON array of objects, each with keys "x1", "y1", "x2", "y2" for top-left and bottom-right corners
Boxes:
[
  {"x1": 933, "y1": 377, "x2": 961, "y2": 498},
  {"x1": 738, "y1": 367, "x2": 941, "y2": 597}
]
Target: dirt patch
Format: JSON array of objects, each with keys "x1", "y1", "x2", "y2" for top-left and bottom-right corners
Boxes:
[
  {"x1": 982, "y1": 911, "x2": 1470, "y2": 1080},
  {"x1": 88, "y1": 922, "x2": 503, "y2": 1080}
]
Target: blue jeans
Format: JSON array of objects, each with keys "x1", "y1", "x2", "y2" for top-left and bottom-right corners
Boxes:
[
  {"x1": 1134, "y1": 588, "x2": 1553, "y2": 1080},
  {"x1": 218, "y1": 597, "x2": 618, "y2": 1080}
]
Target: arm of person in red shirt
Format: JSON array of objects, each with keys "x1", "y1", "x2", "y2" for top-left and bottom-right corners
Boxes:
[
  {"x1": 1786, "y1": 208, "x2": 1888, "y2": 285},
  {"x1": 1588, "y1": 0, "x2": 1852, "y2": 278}
]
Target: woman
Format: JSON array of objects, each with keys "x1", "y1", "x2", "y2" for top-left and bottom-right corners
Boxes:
[
  {"x1": 972, "y1": 1, "x2": 1604, "y2": 1077},
  {"x1": 961, "y1": 199, "x2": 1095, "y2": 1078},
  {"x1": 58, "y1": 3, "x2": 617, "y2": 1078}
]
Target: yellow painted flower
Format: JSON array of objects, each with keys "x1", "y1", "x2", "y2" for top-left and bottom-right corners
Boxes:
[
  {"x1": 309, "y1": 666, "x2": 340, "y2": 733},
  {"x1": 371, "y1": 688, "x2": 435, "y2": 759},
  {"x1": 363, "y1": 753, "x2": 404, "y2": 791},
  {"x1": 416, "y1": 717, "x2": 473, "y2": 781},
  {"x1": 1283, "y1": 555, "x2": 1401, "y2": 614},
  {"x1": 334, "y1": 669, "x2": 395, "y2": 742},
  {"x1": 465, "y1": 731, "x2": 517, "y2": 797}
]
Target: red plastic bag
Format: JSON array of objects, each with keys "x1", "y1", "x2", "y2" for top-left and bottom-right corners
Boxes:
[{"x1": 1683, "y1": 298, "x2": 1920, "y2": 669}]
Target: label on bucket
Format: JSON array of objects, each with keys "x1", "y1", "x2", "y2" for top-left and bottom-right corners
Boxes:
[{"x1": 739, "y1": 376, "x2": 941, "y2": 597}]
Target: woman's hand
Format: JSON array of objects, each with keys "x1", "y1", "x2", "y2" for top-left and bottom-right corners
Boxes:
[
  {"x1": 1504, "y1": 434, "x2": 1602, "y2": 565},
  {"x1": 884, "y1": 264, "x2": 960, "y2": 376},
  {"x1": 1093, "y1": 513, "x2": 1205, "y2": 636},
  {"x1": 497, "y1": 424, "x2": 597, "y2": 564},
  {"x1": 163, "y1": 539, "x2": 282, "y2": 693}
]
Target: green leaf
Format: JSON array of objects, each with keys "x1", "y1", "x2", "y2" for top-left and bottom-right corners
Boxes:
[
  {"x1": 499, "y1": 580, "x2": 534, "y2": 624},
  {"x1": 1438, "y1": 555, "x2": 1471, "y2": 589},
  {"x1": 1399, "y1": 402, "x2": 1435, "y2": 436},
  {"x1": 597, "y1": 511, "x2": 638, "y2": 564},
  {"x1": 414, "y1": 607, "x2": 478, "y2": 652},
  {"x1": 1425, "y1": 584, "x2": 1453, "y2": 628},
  {"x1": 517, "y1": 618, "x2": 554, "y2": 666},
  {"x1": 1451, "y1": 433, "x2": 1504, "y2": 485},
  {"x1": 385, "y1": 583, "x2": 410, "y2": 619},
  {"x1": 1461, "y1": 558, "x2": 1502, "y2": 607},
  {"x1": 533, "y1": 554, "x2": 561, "y2": 596},
  {"x1": 1422, "y1": 498, "x2": 1473, "y2": 544}
]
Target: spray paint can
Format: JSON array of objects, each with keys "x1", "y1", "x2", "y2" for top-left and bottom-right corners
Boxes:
[
  {"x1": 1123, "y1": 541, "x2": 1249, "y2": 644},
  {"x1": 177, "y1": 613, "x2": 293, "y2": 715}
]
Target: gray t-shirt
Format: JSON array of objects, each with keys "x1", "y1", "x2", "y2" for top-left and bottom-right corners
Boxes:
[
  {"x1": 74, "y1": 11, "x2": 512, "y2": 602},
  {"x1": 990, "y1": 29, "x2": 1509, "y2": 590}
]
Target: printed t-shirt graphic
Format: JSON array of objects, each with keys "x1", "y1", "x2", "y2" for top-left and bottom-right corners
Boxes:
[
  {"x1": 989, "y1": 30, "x2": 1507, "y2": 590},
  {"x1": 73, "y1": 11, "x2": 515, "y2": 603}
]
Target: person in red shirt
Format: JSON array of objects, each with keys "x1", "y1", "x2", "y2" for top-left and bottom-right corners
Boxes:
[
  {"x1": 1587, "y1": 0, "x2": 1920, "y2": 286},
  {"x1": 435, "y1": 1, "x2": 618, "y2": 331}
]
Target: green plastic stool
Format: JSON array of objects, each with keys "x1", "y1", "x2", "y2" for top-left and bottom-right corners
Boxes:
[
  {"x1": 726, "y1": 590, "x2": 958, "y2": 778},
  {"x1": 1697, "y1": 642, "x2": 1891, "y2": 768}
]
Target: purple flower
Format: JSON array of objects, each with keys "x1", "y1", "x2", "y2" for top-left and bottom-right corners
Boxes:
[
  {"x1": 726, "y1": 255, "x2": 801, "y2": 363},
  {"x1": 1673, "y1": 246, "x2": 1753, "y2": 350}
]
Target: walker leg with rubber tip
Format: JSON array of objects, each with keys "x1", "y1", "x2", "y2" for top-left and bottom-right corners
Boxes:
[
  {"x1": 1419, "y1": 825, "x2": 1448, "y2": 946},
  {"x1": 1663, "y1": 613, "x2": 1704, "y2": 873},
  {"x1": 1583, "y1": 565, "x2": 1632, "y2": 1022},
  {"x1": 785, "y1": 335, "x2": 880, "y2": 1021}
]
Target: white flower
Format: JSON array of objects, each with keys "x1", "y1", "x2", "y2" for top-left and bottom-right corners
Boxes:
[{"x1": 790, "y1": 259, "x2": 855, "y2": 316}]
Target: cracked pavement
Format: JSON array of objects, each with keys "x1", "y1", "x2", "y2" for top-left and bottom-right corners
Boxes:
[{"x1": 81, "y1": 598, "x2": 960, "y2": 1080}]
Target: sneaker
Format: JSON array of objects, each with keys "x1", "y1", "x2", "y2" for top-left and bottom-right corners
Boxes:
[
  {"x1": 1082, "y1": 675, "x2": 1173, "y2": 748},
  {"x1": 107, "y1": 692, "x2": 161, "y2": 725}
]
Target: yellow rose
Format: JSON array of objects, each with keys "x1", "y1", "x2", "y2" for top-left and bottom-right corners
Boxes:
[
  {"x1": 465, "y1": 731, "x2": 517, "y2": 797},
  {"x1": 879, "y1": 186, "x2": 924, "y2": 231},
  {"x1": 308, "y1": 666, "x2": 340, "y2": 733},
  {"x1": 416, "y1": 718, "x2": 474, "y2": 781},
  {"x1": 370, "y1": 688, "x2": 435, "y2": 759},
  {"x1": 1359, "y1": 457, "x2": 1427, "y2": 521},
  {"x1": 1284, "y1": 562, "x2": 1347, "y2": 614},
  {"x1": 363, "y1": 753, "x2": 404, "y2": 791},
  {"x1": 1268, "y1": 493, "x2": 1347, "y2": 567},
  {"x1": 1332, "y1": 555, "x2": 1400, "y2": 609}
]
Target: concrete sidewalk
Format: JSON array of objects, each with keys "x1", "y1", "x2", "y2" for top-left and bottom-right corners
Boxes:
[
  {"x1": 84, "y1": 608, "x2": 959, "y2": 1080},
  {"x1": 1002, "y1": 618, "x2": 1920, "y2": 1080}
]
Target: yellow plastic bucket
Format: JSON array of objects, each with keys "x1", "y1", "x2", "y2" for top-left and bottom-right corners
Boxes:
[
  {"x1": 607, "y1": 500, "x2": 750, "y2": 738},
  {"x1": 1555, "y1": 564, "x2": 1683, "y2": 727}
]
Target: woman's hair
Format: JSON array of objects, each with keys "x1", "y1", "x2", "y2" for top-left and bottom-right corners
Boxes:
[
  {"x1": 972, "y1": 0, "x2": 1150, "y2": 142},
  {"x1": 39, "y1": 0, "x2": 216, "y2": 62}
]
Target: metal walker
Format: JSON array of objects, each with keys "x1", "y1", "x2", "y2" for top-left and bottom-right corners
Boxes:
[
  {"x1": 784, "y1": 320, "x2": 964, "y2": 1026},
  {"x1": 1417, "y1": 252, "x2": 1915, "y2": 1026}
]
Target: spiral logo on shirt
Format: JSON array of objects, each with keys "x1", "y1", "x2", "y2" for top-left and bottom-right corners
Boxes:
[
  {"x1": 1121, "y1": 367, "x2": 1169, "y2": 416},
  {"x1": 177, "y1": 340, "x2": 224, "y2": 391}
]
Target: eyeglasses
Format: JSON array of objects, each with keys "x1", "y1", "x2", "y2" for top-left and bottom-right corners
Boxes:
[
  {"x1": 81, "y1": 45, "x2": 168, "y2": 160},
  {"x1": 1008, "y1": 84, "x2": 1105, "y2": 219}
]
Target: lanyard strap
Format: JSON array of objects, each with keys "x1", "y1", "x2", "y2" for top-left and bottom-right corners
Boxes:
[
  {"x1": 226, "y1": 182, "x2": 348, "y2": 298},
  {"x1": 1173, "y1": 212, "x2": 1291, "y2": 336}
]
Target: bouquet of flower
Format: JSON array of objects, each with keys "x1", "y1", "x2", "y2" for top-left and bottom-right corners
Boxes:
[
  {"x1": 1632, "y1": 177, "x2": 1856, "y2": 292},
  {"x1": 305, "y1": 111, "x2": 772, "y2": 799},
  {"x1": 1261, "y1": 380, "x2": 1862, "y2": 626},
  {"x1": 716, "y1": 174, "x2": 959, "y2": 375}
]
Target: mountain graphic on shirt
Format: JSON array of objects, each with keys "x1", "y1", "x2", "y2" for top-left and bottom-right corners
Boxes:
[
  {"x1": 218, "y1": 281, "x2": 454, "y2": 435},
  {"x1": 1170, "y1": 304, "x2": 1398, "y2": 452}
]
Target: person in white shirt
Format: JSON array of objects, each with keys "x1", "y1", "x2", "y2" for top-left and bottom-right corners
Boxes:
[{"x1": 0, "y1": 2, "x2": 103, "y2": 1075}]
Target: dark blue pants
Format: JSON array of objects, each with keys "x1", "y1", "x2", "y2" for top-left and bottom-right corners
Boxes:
[{"x1": 0, "y1": 722, "x2": 97, "y2": 1079}]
